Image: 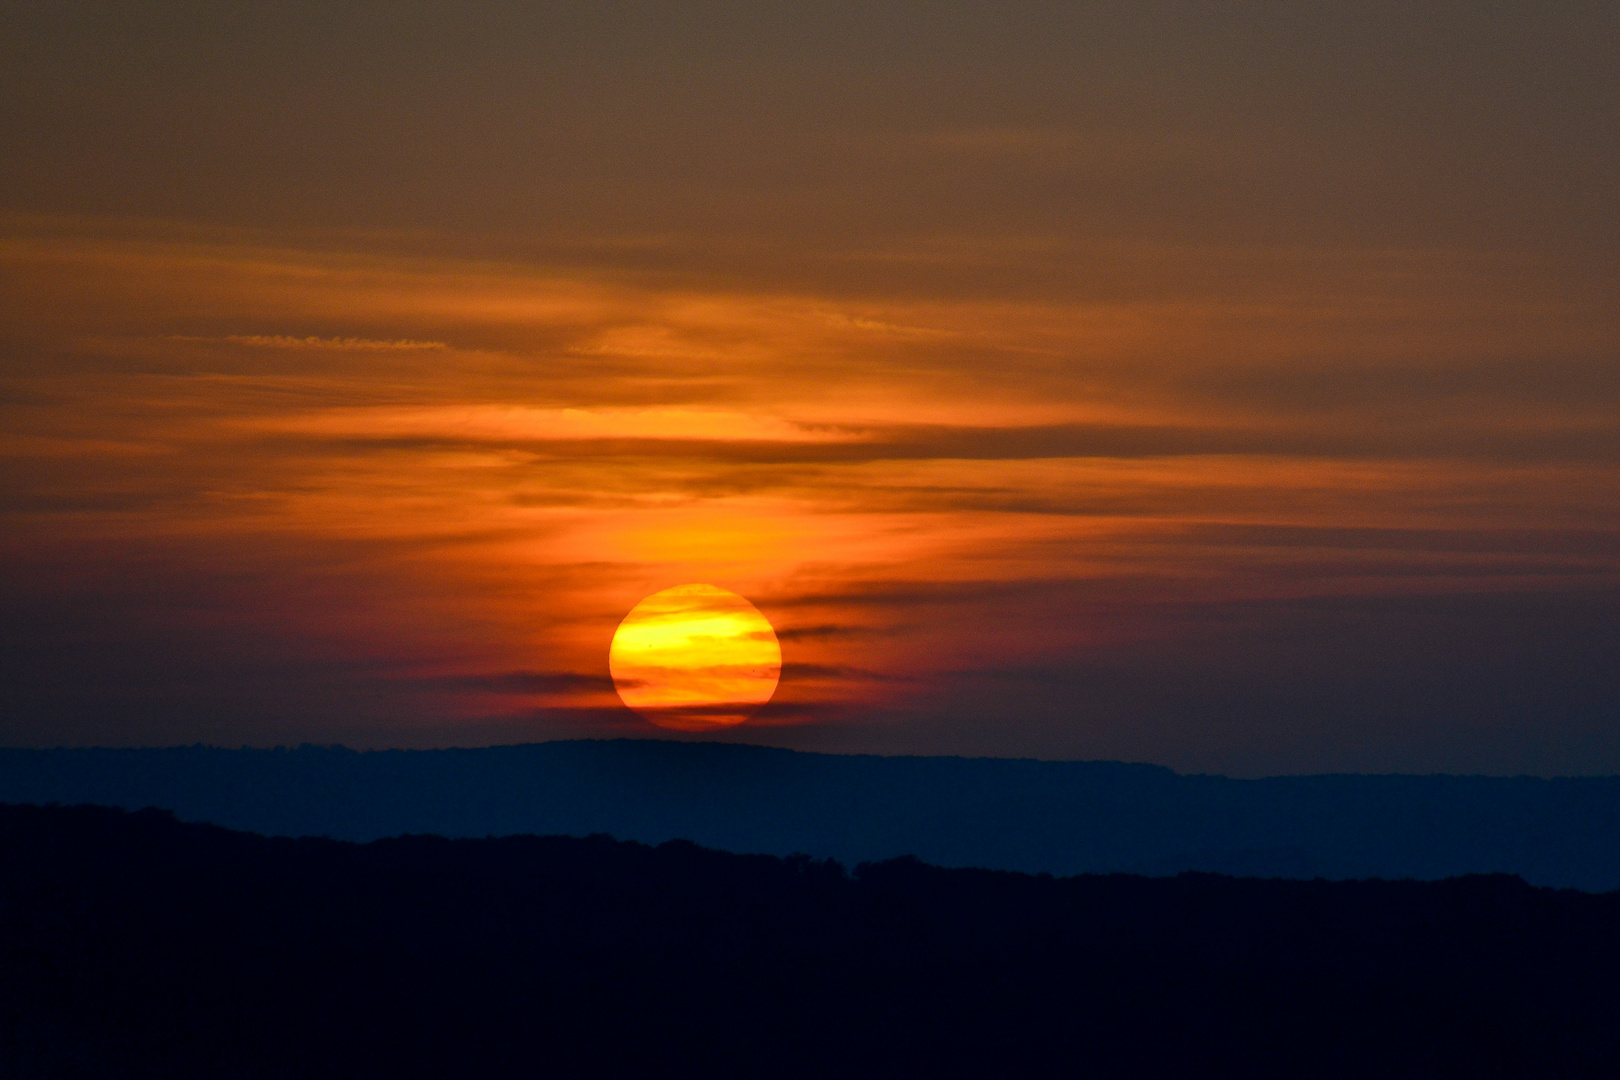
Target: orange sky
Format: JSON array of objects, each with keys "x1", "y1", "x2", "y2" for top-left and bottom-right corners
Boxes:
[{"x1": 2, "y1": 4, "x2": 1618, "y2": 773}]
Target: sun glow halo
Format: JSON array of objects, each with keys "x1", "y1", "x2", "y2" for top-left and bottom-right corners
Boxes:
[{"x1": 609, "y1": 584, "x2": 782, "y2": 731}]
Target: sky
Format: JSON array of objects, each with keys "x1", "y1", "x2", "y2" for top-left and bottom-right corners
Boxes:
[{"x1": 2, "y1": 1, "x2": 1618, "y2": 774}]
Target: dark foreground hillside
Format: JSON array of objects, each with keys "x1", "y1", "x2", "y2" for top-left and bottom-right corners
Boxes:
[{"x1": 2, "y1": 805, "x2": 1618, "y2": 1078}]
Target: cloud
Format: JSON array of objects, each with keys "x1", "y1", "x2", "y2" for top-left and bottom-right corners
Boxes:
[
  {"x1": 774, "y1": 624, "x2": 865, "y2": 642},
  {"x1": 239, "y1": 416, "x2": 1620, "y2": 467},
  {"x1": 168, "y1": 335, "x2": 448, "y2": 351},
  {"x1": 781, "y1": 662, "x2": 910, "y2": 683},
  {"x1": 4, "y1": 220, "x2": 1619, "y2": 771},
  {"x1": 246, "y1": 406, "x2": 843, "y2": 445},
  {"x1": 764, "y1": 578, "x2": 1082, "y2": 611},
  {"x1": 403, "y1": 671, "x2": 621, "y2": 694}
]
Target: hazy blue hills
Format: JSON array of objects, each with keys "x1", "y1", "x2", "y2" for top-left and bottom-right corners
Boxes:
[{"x1": 3, "y1": 739, "x2": 1619, "y2": 890}]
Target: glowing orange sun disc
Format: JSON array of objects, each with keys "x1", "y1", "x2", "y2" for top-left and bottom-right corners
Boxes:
[{"x1": 608, "y1": 584, "x2": 782, "y2": 731}]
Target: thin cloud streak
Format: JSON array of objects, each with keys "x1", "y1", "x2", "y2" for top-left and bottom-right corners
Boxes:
[
  {"x1": 167, "y1": 334, "x2": 448, "y2": 351},
  {"x1": 2, "y1": 214, "x2": 1617, "y2": 769},
  {"x1": 239, "y1": 420, "x2": 1620, "y2": 466}
]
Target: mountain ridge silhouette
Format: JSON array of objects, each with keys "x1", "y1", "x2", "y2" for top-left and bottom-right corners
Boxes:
[{"x1": 3, "y1": 738, "x2": 1618, "y2": 889}]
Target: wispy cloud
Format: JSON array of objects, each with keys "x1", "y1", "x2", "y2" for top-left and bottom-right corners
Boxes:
[
  {"x1": 402, "y1": 670, "x2": 622, "y2": 694},
  {"x1": 245, "y1": 405, "x2": 848, "y2": 444},
  {"x1": 4, "y1": 224, "x2": 1619, "y2": 765},
  {"x1": 168, "y1": 334, "x2": 447, "y2": 351}
]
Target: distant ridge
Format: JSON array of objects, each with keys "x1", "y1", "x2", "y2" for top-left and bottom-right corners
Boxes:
[{"x1": 3, "y1": 739, "x2": 1618, "y2": 890}]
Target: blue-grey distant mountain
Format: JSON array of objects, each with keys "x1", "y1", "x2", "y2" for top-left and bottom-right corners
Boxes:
[{"x1": 2, "y1": 740, "x2": 1617, "y2": 890}]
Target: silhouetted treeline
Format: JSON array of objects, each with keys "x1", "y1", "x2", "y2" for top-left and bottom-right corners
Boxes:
[
  {"x1": 5, "y1": 741, "x2": 1620, "y2": 888},
  {"x1": 2, "y1": 804, "x2": 1617, "y2": 1078}
]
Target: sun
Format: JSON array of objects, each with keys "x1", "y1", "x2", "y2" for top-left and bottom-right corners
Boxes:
[{"x1": 608, "y1": 584, "x2": 782, "y2": 731}]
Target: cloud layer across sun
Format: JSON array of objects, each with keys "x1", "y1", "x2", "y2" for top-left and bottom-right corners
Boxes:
[
  {"x1": 1, "y1": 4, "x2": 1617, "y2": 773},
  {"x1": 3, "y1": 218, "x2": 1616, "y2": 773}
]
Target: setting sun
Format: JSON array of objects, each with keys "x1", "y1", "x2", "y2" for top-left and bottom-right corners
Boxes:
[{"x1": 608, "y1": 584, "x2": 782, "y2": 731}]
